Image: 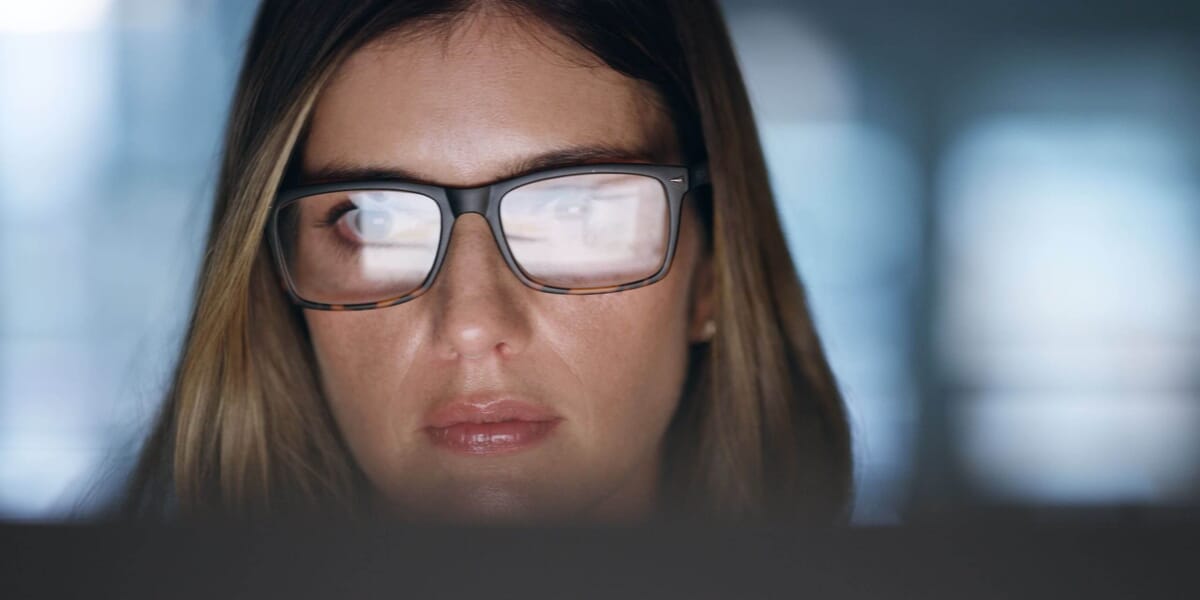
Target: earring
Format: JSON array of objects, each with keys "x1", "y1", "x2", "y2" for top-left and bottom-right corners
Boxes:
[{"x1": 700, "y1": 319, "x2": 717, "y2": 342}]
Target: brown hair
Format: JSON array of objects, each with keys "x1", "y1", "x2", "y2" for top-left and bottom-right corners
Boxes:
[{"x1": 123, "y1": 0, "x2": 853, "y2": 522}]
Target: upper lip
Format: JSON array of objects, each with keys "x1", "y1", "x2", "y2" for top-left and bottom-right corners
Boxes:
[{"x1": 421, "y1": 394, "x2": 561, "y2": 429}]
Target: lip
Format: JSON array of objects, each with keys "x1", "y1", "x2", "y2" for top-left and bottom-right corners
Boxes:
[{"x1": 422, "y1": 396, "x2": 562, "y2": 455}]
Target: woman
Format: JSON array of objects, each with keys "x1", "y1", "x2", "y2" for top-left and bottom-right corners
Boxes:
[{"x1": 123, "y1": 0, "x2": 852, "y2": 523}]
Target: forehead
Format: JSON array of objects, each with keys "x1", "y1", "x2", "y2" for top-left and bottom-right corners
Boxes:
[{"x1": 302, "y1": 13, "x2": 677, "y2": 187}]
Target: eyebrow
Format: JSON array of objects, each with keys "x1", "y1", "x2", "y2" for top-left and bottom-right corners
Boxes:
[{"x1": 298, "y1": 144, "x2": 667, "y2": 187}]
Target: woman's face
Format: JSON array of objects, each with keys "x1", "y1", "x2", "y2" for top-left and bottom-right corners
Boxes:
[{"x1": 300, "y1": 14, "x2": 713, "y2": 522}]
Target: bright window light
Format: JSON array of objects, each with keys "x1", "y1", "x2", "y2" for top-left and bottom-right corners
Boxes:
[
  {"x1": 939, "y1": 114, "x2": 1200, "y2": 504},
  {"x1": 0, "y1": 0, "x2": 112, "y2": 33}
]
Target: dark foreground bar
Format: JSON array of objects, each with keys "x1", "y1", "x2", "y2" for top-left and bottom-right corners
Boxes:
[{"x1": 3, "y1": 522, "x2": 1198, "y2": 599}]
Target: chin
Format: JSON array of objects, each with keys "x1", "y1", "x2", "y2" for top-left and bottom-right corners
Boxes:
[{"x1": 383, "y1": 484, "x2": 578, "y2": 524}]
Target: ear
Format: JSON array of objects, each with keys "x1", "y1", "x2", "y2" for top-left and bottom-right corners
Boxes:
[{"x1": 687, "y1": 253, "x2": 717, "y2": 344}]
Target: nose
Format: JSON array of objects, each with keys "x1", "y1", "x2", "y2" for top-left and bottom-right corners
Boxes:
[{"x1": 430, "y1": 214, "x2": 530, "y2": 361}]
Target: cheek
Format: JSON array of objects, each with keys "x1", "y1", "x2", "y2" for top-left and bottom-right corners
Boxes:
[
  {"x1": 547, "y1": 282, "x2": 694, "y2": 453},
  {"x1": 303, "y1": 310, "x2": 426, "y2": 434},
  {"x1": 577, "y1": 227, "x2": 702, "y2": 438}
]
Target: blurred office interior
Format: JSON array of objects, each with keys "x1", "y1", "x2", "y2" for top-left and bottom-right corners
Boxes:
[{"x1": 1, "y1": 0, "x2": 1198, "y2": 522}]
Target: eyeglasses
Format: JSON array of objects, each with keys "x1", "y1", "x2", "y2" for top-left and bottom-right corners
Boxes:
[{"x1": 268, "y1": 162, "x2": 710, "y2": 311}]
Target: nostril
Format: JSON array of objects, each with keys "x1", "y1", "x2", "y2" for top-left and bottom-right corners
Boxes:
[{"x1": 451, "y1": 339, "x2": 503, "y2": 360}]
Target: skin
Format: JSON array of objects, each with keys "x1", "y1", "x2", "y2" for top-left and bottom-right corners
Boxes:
[{"x1": 300, "y1": 11, "x2": 714, "y2": 522}]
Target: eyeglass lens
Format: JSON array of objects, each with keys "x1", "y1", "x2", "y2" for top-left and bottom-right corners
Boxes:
[{"x1": 276, "y1": 173, "x2": 670, "y2": 304}]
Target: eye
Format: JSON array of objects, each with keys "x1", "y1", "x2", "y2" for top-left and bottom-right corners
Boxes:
[
  {"x1": 322, "y1": 192, "x2": 441, "y2": 248},
  {"x1": 553, "y1": 195, "x2": 591, "y2": 220},
  {"x1": 519, "y1": 186, "x2": 594, "y2": 220},
  {"x1": 317, "y1": 202, "x2": 392, "y2": 245},
  {"x1": 343, "y1": 206, "x2": 396, "y2": 242}
]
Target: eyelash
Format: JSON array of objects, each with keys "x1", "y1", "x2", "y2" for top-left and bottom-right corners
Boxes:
[
  {"x1": 314, "y1": 199, "x2": 361, "y2": 256},
  {"x1": 317, "y1": 199, "x2": 356, "y2": 228}
]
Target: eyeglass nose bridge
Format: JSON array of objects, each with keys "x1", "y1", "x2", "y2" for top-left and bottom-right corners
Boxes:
[
  {"x1": 438, "y1": 185, "x2": 512, "y2": 282},
  {"x1": 445, "y1": 185, "x2": 492, "y2": 217}
]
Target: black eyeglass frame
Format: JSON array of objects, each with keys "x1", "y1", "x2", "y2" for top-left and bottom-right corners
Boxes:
[{"x1": 268, "y1": 162, "x2": 711, "y2": 311}]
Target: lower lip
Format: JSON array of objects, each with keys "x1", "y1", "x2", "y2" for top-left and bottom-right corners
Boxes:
[{"x1": 425, "y1": 419, "x2": 561, "y2": 455}]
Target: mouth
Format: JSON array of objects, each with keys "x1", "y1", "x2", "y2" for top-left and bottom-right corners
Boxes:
[{"x1": 422, "y1": 396, "x2": 562, "y2": 455}]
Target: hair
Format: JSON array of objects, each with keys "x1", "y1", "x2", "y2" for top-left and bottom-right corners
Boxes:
[{"x1": 122, "y1": 0, "x2": 853, "y2": 522}]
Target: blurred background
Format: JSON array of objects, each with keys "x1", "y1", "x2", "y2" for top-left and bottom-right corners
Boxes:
[{"x1": 1, "y1": 0, "x2": 1198, "y2": 523}]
